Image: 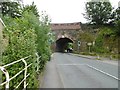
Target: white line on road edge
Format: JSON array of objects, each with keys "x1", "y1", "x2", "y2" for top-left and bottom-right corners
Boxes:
[{"x1": 86, "y1": 64, "x2": 120, "y2": 81}]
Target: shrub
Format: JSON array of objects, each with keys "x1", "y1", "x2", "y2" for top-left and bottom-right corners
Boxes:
[{"x1": 2, "y1": 11, "x2": 51, "y2": 88}]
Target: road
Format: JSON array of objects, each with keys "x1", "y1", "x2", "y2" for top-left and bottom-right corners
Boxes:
[{"x1": 41, "y1": 53, "x2": 119, "y2": 88}]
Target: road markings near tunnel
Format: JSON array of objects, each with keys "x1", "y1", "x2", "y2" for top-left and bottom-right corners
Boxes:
[{"x1": 86, "y1": 64, "x2": 120, "y2": 81}]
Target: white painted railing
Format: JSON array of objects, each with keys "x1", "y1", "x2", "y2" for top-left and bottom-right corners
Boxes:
[
  {"x1": 35, "y1": 52, "x2": 41, "y2": 72},
  {"x1": 0, "y1": 55, "x2": 32, "y2": 89}
]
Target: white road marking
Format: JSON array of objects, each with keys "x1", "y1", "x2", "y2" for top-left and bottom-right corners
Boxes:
[
  {"x1": 57, "y1": 64, "x2": 85, "y2": 66},
  {"x1": 57, "y1": 63, "x2": 119, "y2": 81},
  {"x1": 86, "y1": 64, "x2": 120, "y2": 81}
]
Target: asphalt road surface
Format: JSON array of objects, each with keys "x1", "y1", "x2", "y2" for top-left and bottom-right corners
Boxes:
[{"x1": 41, "y1": 53, "x2": 119, "y2": 88}]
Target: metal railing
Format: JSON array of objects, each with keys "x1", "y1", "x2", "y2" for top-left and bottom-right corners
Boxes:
[
  {"x1": 35, "y1": 52, "x2": 41, "y2": 72},
  {"x1": 0, "y1": 55, "x2": 32, "y2": 89}
]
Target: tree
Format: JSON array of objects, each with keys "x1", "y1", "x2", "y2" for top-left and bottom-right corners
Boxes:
[
  {"x1": 110, "y1": 7, "x2": 120, "y2": 24},
  {"x1": 111, "y1": 7, "x2": 120, "y2": 36},
  {"x1": 114, "y1": 7, "x2": 120, "y2": 21},
  {"x1": 22, "y1": 2, "x2": 39, "y2": 17},
  {"x1": 0, "y1": 1, "x2": 22, "y2": 18},
  {"x1": 84, "y1": 0, "x2": 113, "y2": 25}
]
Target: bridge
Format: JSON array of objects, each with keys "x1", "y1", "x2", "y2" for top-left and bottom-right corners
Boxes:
[{"x1": 50, "y1": 22, "x2": 83, "y2": 52}]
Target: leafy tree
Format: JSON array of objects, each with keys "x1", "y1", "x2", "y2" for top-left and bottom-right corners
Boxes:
[
  {"x1": 110, "y1": 7, "x2": 120, "y2": 24},
  {"x1": 0, "y1": 1, "x2": 22, "y2": 18},
  {"x1": 114, "y1": 7, "x2": 120, "y2": 36},
  {"x1": 111, "y1": 7, "x2": 120, "y2": 36},
  {"x1": 22, "y1": 2, "x2": 39, "y2": 17},
  {"x1": 84, "y1": 0, "x2": 113, "y2": 25},
  {"x1": 114, "y1": 7, "x2": 120, "y2": 21}
]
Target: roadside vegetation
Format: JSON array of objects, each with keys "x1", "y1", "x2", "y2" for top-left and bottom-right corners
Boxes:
[
  {"x1": 77, "y1": 0, "x2": 120, "y2": 60},
  {"x1": 1, "y1": 1, "x2": 52, "y2": 88}
]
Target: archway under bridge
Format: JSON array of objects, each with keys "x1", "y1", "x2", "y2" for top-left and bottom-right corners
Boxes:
[
  {"x1": 50, "y1": 22, "x2": 82, "y2": 52},
  {"x1": 55, "y1": 37, "x2": 73, "y2": 52}
]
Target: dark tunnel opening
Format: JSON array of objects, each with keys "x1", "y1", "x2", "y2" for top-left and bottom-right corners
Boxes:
[{"x1": 55, "y1": 37, "x2": 73, "y2": 52}]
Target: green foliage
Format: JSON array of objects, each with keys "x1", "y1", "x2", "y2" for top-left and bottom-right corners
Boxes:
[
  {"x1": 67, "y1": 43, "x2": 73, "y2": 49},
  {"x1": 99, "y1": 27, "x2": 115, "y2": 36},
  {"x1": 82, "y1": 0, "x2": 119, "y2": 57},
  {"x1": 2, "y1": 12, "x2": 38, "y2": 88},
  {"x1": 34, "y1": 12, "x2": 52, "y2": 70},
  {"x1": 79, "y1": 25, "x2": 119, "y2": 57},
  {"x1": 112, "y1": 7, "x2": 120, "y2": 22},
  {"x1": 22, "y1": 2, "x2": 39, "y2": 17},
  {"x1": 94, "y1": 27, "x2": 115, "y2": 53},
  {"x1": 2, "y1": 10, "x2": 51, "y2": 88},
  {"x1": 115, "y1": 7, "x2": 120, "y2": 21},
  {"x1": 115, "y1": 20, "x2": 120, "y2": 36},
  {"x1": 84, "y1": 0, "x2": 113, "y2": 25},
  {"x1": 0, "y1": 1, "x2": 22, "y2": 18},
  {"x1": 78, "y1": 32, "x2": 94, "y2": 42}
]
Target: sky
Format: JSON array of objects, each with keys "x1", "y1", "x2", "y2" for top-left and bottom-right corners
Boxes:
[{"x1": 23, "y1": 0, "x2": 120, "y2": 23}]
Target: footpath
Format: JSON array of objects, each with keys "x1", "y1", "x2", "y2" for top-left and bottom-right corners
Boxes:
[{"x1": 71, "y1": 53, "x2": 118, "y2": 66}]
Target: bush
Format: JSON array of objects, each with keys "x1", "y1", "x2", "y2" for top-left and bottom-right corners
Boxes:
[
  {"x1": 94, "y1": 27, "x2": 114, "y2": 54},
  {"x1": 2, "y1": 11, "x2": 51, "y2": 88}
]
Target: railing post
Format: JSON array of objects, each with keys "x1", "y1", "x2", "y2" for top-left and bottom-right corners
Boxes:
[
  {"x1": 35, "y1": 53, "x2": 40, "y2": 72},
  {"x1": 0, "y1": 66, "x2": 9, "y2": 89},
  {"x1": 21, "y1": 59, "x2": 27, "y2": 89}
]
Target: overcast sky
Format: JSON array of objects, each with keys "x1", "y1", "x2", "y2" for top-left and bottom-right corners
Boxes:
[{"x1": 23, "y1": 0, "x2": 120, "y2": 23}]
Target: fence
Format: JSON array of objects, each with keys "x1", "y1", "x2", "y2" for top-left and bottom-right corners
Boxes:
[{"x1": 0, "y1": 53, "x2": 40, "y2": 89}]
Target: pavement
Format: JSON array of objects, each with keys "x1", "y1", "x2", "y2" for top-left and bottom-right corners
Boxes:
[
  {"x1": 40, "y1": 55, "x2": 64, "y2": 88},
  {"x1": 40, "y1": 52, "x2": 119, "y2": 88}
]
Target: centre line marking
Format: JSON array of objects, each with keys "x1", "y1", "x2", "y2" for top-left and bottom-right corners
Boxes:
[
  {"x1": 86, "y1": 64, "x2": 120, "y2": 81},
  {"x1": 57, "y1": 63, "x2": 119, "y2": 81}
]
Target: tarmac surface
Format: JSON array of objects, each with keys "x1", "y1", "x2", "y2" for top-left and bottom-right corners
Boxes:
[{"x1": 41, "y1": 53, "x2": 119, "y2": 88}]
